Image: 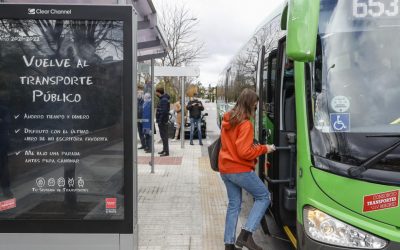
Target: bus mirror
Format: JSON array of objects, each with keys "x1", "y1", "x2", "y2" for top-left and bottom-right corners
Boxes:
[
  {"x1": 280, "y1": 4, "x2": 288, "y2": 30},
  {"x1": 286, "y1": 0, "x2": 320, "y2": 62}
]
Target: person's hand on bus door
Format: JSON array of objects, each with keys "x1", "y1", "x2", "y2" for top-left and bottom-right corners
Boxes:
[{"x1": 267, "y1": 144, "x2": 276, "y2": 153}]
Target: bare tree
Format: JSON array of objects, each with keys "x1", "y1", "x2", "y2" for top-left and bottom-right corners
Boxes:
[
  {"x1": 158, "y1": 2, "x2": 204, "y2": 67},
  {"x1": 155, "y1": 2, "x2": 205, "y2": 100}
]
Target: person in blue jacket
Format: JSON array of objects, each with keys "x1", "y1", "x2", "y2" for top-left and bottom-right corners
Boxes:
[
  {"x1": 142, "y1": 93, "x2": 152, "y2": 153},
  {"x1": 155, "y1": 87, "x2": 170, "y2": 156}
]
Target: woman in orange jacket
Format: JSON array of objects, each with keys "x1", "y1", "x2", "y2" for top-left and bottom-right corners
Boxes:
[{"x1": 219, "y1": 88, "x2": 275, "y2": 250}]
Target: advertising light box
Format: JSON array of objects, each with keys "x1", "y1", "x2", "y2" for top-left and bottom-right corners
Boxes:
[{"x1": 0, "y1": 4, "x2": 133, "y2": 233}]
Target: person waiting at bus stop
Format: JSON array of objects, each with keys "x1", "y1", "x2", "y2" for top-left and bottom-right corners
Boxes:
[
  {"x1": 137, "y1": 87, "x2": 146, "y2": 149},
  {"x1": 219, "y1": 88, "x2": 275, "y2": 250},
  {"x1": 155, "y1": 87, "x2": 170, "y2": 157},
  {"x1": 172, "y1": 96, "x2": 185, "y2": 141},
  {"x1": 142, "y1": 93, "x2": 152, "y2": 153},
  {"x1": 186, "y1": 93, "x2": 204, "y2": 145}
]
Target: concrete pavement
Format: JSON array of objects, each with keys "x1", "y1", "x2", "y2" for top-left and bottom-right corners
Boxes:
[{"x1": 137, "y1": 101, "x2": 292, "y2": 250}]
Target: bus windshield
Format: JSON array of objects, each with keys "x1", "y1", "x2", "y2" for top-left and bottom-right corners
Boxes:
[
  {"x1": 309, "y1": 0, "x2": 400, "y2": 180},
  {"x1": 316, "y1": 0, "x2": 400, "y2": 133}
]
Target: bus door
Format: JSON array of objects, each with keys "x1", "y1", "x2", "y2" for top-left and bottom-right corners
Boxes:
[
  {"x1": 264, "y1": 49, "x2": 278, "y2": 179},
  {"x1": 255, "y1": 46, "x2": 266, "y2": 179},
  {"x1": 263, "y1": 48, "x2": 277, "y2": 185},
  {"x1": 267, "y1": 38, "x2": 297, "y2": 231}
]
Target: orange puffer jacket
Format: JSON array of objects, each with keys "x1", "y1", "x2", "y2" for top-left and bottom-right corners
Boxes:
[{"x1": 218, "y1": 112, "x2": 270, "y2": 174}]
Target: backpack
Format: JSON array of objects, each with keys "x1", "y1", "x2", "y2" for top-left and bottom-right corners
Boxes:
[{"x1": 207, "y1": 136, "x2": 221, "y2": 172}]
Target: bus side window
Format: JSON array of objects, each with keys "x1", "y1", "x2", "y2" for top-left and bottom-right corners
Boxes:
[
  {"x1": 266, "y1": 51, "x2": 277, "y2": 120},
  {"x1": 282, "y1": 58, "x2": 296, "y2": 132},
  {"x1": 315, "y1": 37, "x2": 323, "y2": 93}
]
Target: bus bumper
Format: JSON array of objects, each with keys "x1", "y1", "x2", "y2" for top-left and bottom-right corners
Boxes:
[{"x1": 297, "y1": 222, "x2": 400, "y2": 250}]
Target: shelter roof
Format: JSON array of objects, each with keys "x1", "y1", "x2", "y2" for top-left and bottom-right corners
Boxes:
[{"x1": 1, "y1": 0, "x2": 169, "y2": 62}]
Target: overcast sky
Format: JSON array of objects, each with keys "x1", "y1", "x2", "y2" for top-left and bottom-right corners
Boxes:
[{"x1": 152, "y1": 0, "x2": 284, "y2": 86}]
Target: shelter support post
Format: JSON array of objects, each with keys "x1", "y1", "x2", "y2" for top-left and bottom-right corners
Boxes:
[
  {"x1": 150, "y1": 59, "x2": 155, "y2": 173},
  {"x1": 181, "y1": 77, "x2": 185, "y2": 149}
]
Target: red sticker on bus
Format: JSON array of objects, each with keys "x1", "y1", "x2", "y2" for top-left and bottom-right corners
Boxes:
[
  {"x1": 0, "y1": 198, "x2": 16, "y2": 212},
  {"x1": 105, "y1": 198, "x2": 117, "y2": 209},
  {"x1": 363, "y1": 190, "x2": 399, "y2": 213}
]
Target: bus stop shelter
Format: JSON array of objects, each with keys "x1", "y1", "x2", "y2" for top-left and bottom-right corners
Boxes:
[{"x1": 0, "y1": 1, "x2": 168, "y2": 250}]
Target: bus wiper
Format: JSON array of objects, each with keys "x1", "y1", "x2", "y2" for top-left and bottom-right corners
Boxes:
[{"x1": 348, "y1": 135, "x2": 400, "y2": 177}]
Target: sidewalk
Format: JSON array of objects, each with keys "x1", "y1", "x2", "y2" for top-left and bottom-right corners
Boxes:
[
  {"x1": 137, "y1": 136, "x2": 226, "y2": 250},
  {"x1": 137, "y1": 101, "x2": 292, "y2": 250}
]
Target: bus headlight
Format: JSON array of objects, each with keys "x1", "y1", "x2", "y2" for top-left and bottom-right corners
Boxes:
[{"x1": 303, "y1": 206, "x2": 387, "y2": 249}]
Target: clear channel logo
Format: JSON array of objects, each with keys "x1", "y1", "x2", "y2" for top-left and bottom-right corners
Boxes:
[{"x1": 27, "y1": 8, "x2": 72, "y2": 15}]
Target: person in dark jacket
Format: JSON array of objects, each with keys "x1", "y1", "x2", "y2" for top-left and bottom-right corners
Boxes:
[
  {"x1": 142, "y1": 93, "x2": 152, "y2": 153},
  {"x1": 187, "y1": 93, "x2": 204, "y2": 145},
  {"x1": 155, "y1": 87, "x2": 170, "y2": 156},
  {"x1": 137, "y1": 88, "x2": 146, "y2": 149}
]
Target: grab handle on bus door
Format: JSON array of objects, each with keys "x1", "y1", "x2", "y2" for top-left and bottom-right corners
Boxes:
[
  {"x1": 265, "y1": 176, "x2": 291, "y2": 184},
  {"x1": 266, "y1": 145, "x2": 296, "y2": 187}
]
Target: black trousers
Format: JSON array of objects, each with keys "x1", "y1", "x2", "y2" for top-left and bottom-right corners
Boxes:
[
  {"x1": 137, "y1": 122, "x2": 146, "y2": 147},
  {"x1": 158, "y1": 122, "x2": 169, "y2": 153}
]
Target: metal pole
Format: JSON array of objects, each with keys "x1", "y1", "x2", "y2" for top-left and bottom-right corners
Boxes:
[
  {"x1": 180, "y1": 77, "x2": 185, "y2": 148},
  {"x1": 150, "y1": 59, "x2": 155, "y2": 173},
  {"x1": 132, "y1": 12, "x2": 138, "y2": 250}
]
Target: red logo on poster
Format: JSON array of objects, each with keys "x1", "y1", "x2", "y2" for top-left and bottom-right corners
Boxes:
[
  {"x1": 105, "y1": 198, "x2": 117, "y2": 209},
  {"x1": 0, "y1": 198, "x2": 16, "y2": 212},
  {"x1": 363, "y1": 190, "x2": 399, "y2": 213}
]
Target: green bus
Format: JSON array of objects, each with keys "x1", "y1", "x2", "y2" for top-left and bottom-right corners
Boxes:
[{"x1": 217, "y1": 0, "x2": 400, "y2": 249}]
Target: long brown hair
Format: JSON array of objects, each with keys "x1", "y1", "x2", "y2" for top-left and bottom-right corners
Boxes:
[{"x1": 229, "y1": 88, "x2": 259, "y2": 127}]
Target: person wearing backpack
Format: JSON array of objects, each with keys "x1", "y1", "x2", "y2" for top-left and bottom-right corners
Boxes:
[
  {"x1": 186, "y1": 93, "x2": 204, "y2": 145},
  {"x1": 219, "y1": 88, "x2": 276, "y2": 250}
]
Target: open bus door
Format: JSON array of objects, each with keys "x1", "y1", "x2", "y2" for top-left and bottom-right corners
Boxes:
[
  {"x1": 266, "y1": 38, "x2": 298, "y2": 247},
  {"x1": 255, "y1": 45, "x2": 266, "y2": 180}
]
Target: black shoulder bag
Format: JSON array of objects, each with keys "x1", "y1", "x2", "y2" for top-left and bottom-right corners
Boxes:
[{"x1": 207, "y1": 136, "x2": 221, "y2": 172}]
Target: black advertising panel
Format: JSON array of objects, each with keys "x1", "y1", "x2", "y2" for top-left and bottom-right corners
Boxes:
[{"x1": 0, "y1": 4, "x2": 133, "y2": 233}]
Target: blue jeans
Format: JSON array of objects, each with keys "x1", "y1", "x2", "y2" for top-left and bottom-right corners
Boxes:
[
  {"x1": 189, "y1": 117, "x2": 202, "y2": 144},
  {"x1": 221, "y1": 171, "x2": 270, "y2": 244}
]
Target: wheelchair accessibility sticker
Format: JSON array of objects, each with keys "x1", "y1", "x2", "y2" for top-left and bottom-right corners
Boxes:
[{"x1": 330, "y1": 113, "x2": 350, "y2": 132}]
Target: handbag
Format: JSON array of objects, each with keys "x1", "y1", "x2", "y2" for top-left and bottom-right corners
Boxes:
[{"x1": 207, "y1": 136, "x2": 221, "y2": 172}]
